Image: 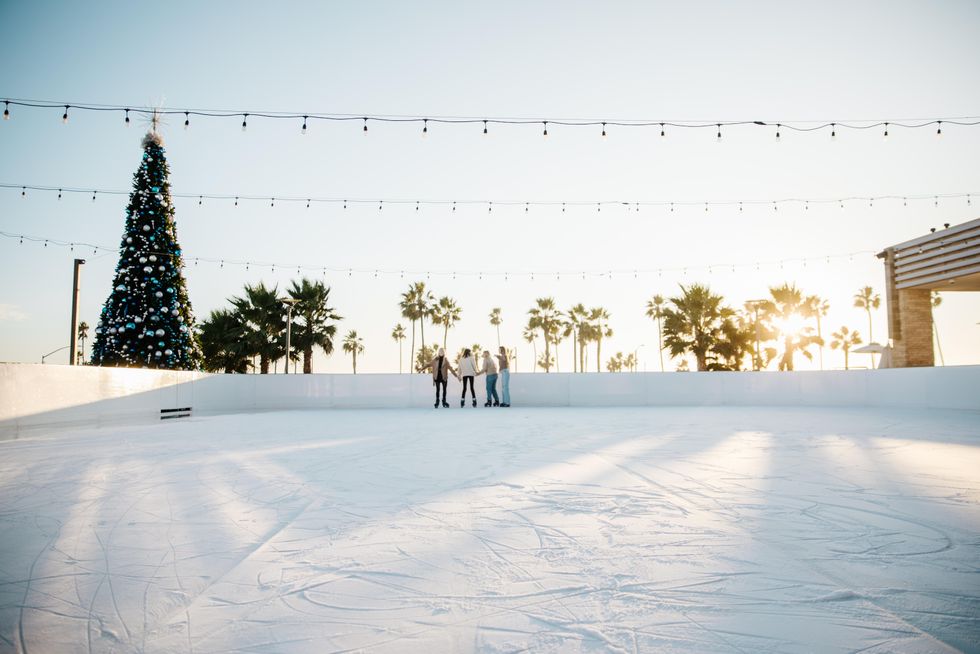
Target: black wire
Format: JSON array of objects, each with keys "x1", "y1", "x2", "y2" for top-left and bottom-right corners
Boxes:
[
  {"x1": 2, "y1": 183, "x2": 976, "y2": 208},
  {"x1": 4, "y1": 98, "x2": 980, "y2": 130},
  {"x1": 0, "y1": 229, "x2": 876, "y2": 277}
]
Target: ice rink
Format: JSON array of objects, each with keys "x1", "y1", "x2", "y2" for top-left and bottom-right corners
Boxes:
[{"x1": 1, "y1": 406, "x2": 978, "y2": 653}]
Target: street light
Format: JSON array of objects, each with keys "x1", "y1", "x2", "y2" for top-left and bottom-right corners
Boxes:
[
  {"x1": 745, "y1": 300, "x2": 768, "y2": 371},
  {"x1": 41, "y1": 345, "x2": 70, "y2": 364},
  {"x1": 280, "y1": 298, "x2": 300, "y2": 374},
  {"x1": 634, "y1": 344, "x2": 645, "y2": 372}
]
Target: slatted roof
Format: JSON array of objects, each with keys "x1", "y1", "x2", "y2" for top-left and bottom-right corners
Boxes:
[{"x1": 878, "y1": 218, "x2": 980, "y2": 291}]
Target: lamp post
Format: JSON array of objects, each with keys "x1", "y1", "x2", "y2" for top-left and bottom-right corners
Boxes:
[
  {"x1": 69, "y1": 258, "x2": 85, "y2": 365},
  {"x1": 280, "y1": 298, "x2": 300, "y2": 374},
  {"x1": 634, "y1": 344, "x2": 645, "y2": 373},
  {"x1": 41, "y1": 345, "x2": 70, "y2": 364},
  {"x1": 745, "y1": 300, "x2": 767, "y2": 371}
]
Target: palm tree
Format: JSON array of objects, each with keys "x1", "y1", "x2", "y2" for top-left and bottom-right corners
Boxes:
[
  {"x1": 199, "y1": 309, "x2": 251, "y2": 373},
  {"x1": 645, "y1": 295, "x2": 667, "y2": 372},
  {"x1": 830, "y1": 326, "x2": 862, "y2": 370},
  {"x1": 804, "y1": 295, "x2": 830, "y2": 370},
  {"x1": 391, "y1": 324, "x2": 406, "y2": 373},
  {"x1": 932, "y1": 292, "x2": 944, "y2": 366},
  {"x1": 287, "y1": 278, "x2": 342, "y2": 374},
  {"x1": 549, "y1": 322, "x2": 563, "y2": 372},
  {"x1": 623, "y1": 352, "x2": 637, "y2": 372},
  {"x1": 606, "y1": 352, "x2": 625, "y2": 372},
  {"x1": 399, "y1": 282, "x2": 434, "y2": 372},
  {"x1": 527, "y1": 298, "x2": 562, "y2": 372},
  {"x1": 711, "y1": 314, "x2": 755, "y2": 371},
  {"x1": 566, "y1": 304, "x2": 589, "y2": 373},
  {"x1": 853, "y1": 286, "x2": 881, "y2": 366},
  {"x1": 431, "y1": 296, "x2": 462, "y2": 349},
  {"x1": 767, "y1": 283, "x2": 823, "y2": 371},
  {"x1": 77, "y1": 321, "x2": 89, "y2": 365},
  {"x1": 230, "y1": 282, "x2": 285, "y2": 374},
  {"x1": 661, "y1": 284, "x2": 731, "y2": 371},
  {"x1": 342, "y1": 330, "x2": 365, "y2": 373},
  {"x1": 588, "y1": 307, "x2": 612, "y2": 372},
  {"x1": 489, "y1": 308, "x2": 502, "y2": 348},
  {"x1": 522, "y1": 324, "x2": 537, "y2": 373}
]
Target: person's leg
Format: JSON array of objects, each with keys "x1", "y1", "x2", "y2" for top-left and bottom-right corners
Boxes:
[
  {"x1": 489, "y1": 374, "x2": 500, "y2": 405},
  {"x1": 501, "y1": 369, "x2": 510, "y2": 406},
  {"x1": 484, "y1": 374, "x2": 492, "y2": 406},
  {"x1": 440, "y1": 380, "x2": 448, "y2": 406}
]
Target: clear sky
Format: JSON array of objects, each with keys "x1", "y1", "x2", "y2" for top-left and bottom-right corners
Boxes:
[{"x1": 1, "y1": 0, "x2": 978, "y2": 373}]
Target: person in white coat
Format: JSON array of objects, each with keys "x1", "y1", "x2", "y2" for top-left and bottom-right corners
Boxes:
[{"x1": 457, "y1": 348, "x2": 478, "y2": 408}]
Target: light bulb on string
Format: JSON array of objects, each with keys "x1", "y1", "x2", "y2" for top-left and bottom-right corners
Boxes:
[
  {"x1": 184, "y1": 112, "x2": 189, "y2": 129},
  {"x1": 773, "y1": 201, "x2": 778, "y2": 212},
  {"x1": 57, "y1": 189, "x2": 62, "y2": 200},
  {"x1": 379, "y1": 200, "x2": 383, "y2": 211},
  {"x1": 91, "y1": 191, "x2": 97, "y2": 202},
  {"x1": 670, "y1": 202, "x2": 674, "y2": 212},
  {"x1": 840, "y1": 201, "x2": 845, "y2": 211},
  {"x1": 831, "y1": 123, "x2": 836, "y2": 140},
  {"x1": 739, "y1": 202, "x2": 743, "y2": 212},
  {"x1": 704, "y1": 202, "x2": 708, "y2": 212},
  {"x1": 452, "y1": 201, "x2": 456, "y2": 212},
  {"x1": 363, "y1": 117, "x2": 368, "y2": 132},
  {"x1": 936, "y1": 121, "x2": 942, "y2": 137},
  {"x1": 306, "y1": 199, "x2": 311, "y2": 209},
  {"x1": 21, "y1": 186, "x2": 25, "y2": 198},
  {"x1": 934, "y1": 196, "x2": 939, "y2": 207},
  {"x1": 198, "y1": 196, "x2": 203, "y2": 206},
  {"x1": 883, "y1": 122, "x2": 889, "y2": 140},
  {"x1": 597, "y1": 203, "x2": 601, "y2": 213},
  {"x1": 62, "y1": 105, "x2": 69, "y2": 124},
  {"x1": 488, "y1": 201, "x2": 493, "y2": 213},
  {"x1": 525, "y1": 202, "x2": 529, "y2": 212},
  {"x1": 562, "y1": 202, "x2": 566, "y2": 212},
  {"x1": 241, "y1": 114, "x2": 248, "y2": 131},
  {"x1": 270, "y1": 198, "x2": 275, "y2": 208},
  {"x1": 415, "y1": 201, "x2": 419, "y2": 211},
  {"x1": 343, "y1": 200, "x2": 347, "y2": 209},
  {"x1": 968, "y1": 194, "x2": 972, "y2": 206},
  {"x1": 301, "y1": 116, "x2": 308, "y2": 134},
  {"x1": 3, "y1": 101, "x2": 9, "y2": 120},
  {"x1": 660, "y1": 123, "x2": 665, "y2": 138},
  {"x1": 234, "y1": 197, "x2": 239, "y2": 207},
  {"x1": 903, "y1": 197, "x2": 907, "y2": 207},
  {"x1": 805, "y1": 201, "x2": 809, "y2": 211},
  {"x1": 716, "y1": 124, "x2": 722, "y2": 141},
  {"x1": 482, "y1": 120, "x2": 488, "y2": 135},
  {"x1": 601, "y1": 122, "x2": 607, "y2": 139},
  {"x1": 542, "y1": 121, "x2": 548, "y2": 137},
  {"x1": 124, "y1": 109, "x2": 130, "y2": 126},
  {"x1": 775, "y1": 123, "x2": 781, "y2": 141},
  {"x1": 422, "y1": 119, "x2": 428, "y2": 137}
]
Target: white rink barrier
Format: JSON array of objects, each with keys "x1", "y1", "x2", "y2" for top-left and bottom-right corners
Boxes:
[{"x1": 1, "y1": 363, "x2": 978, "y2": 437}]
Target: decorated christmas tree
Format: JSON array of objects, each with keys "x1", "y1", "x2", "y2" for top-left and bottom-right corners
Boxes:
[{"x1": 90, "y1": 126, "x2": 201, "y2": 369}]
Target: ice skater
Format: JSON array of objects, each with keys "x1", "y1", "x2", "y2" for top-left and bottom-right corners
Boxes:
[
  {"x1": 480, "y1": 350, "x2": 500, "y2": 407},
  {"x1": 419, "y1": 347, "x2": 457, "y2": 408},
  {"x1": 457, "y1": 348, "x2": 478, "y2": 407},
  {"x1": 496, "y1": 346, "x2": 511, "y2": 407}
]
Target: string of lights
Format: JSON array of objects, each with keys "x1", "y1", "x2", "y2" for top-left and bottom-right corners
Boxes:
[
  {"x1": 4, "y1": 98, "x2": 980, "y2": 138},
  {"x1": 2, "y1": 183, "x2": 974, "y2": 212},
  {"x1": 0, "y1": 229, "x2": 877, "y2": 280}
]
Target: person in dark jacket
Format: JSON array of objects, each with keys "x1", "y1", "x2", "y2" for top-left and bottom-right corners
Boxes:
[{"x1": 419, "y1": 347, "x2": 457, "y2": 408}]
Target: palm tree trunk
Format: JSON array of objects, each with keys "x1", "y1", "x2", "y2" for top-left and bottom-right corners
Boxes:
[
  {"x1": 496, "y1": 325, "x2": 500, "y2": 349},
  {"x1": 410, "y1": 321, "x2": 416, "y2": 372},
  {"x1": 543, "y1": 332, "x2": 551, "y2": 373},
  {"x1": 934, "y1": 323, "x2": 945, "y2": 366},
  {"x1": 657, "y1": 316, "x2": 665, "y2": 372},
  {"x1": 352, "y1": 351, "x2": 357, "y2": 374},
  {"x1": 572, "y1": 332, "x2": 577, "y2": 373},
  {"x1": 596, "y1": 338, "x2": 601, "y2": 373},
  {"x1": 444, "y1": 324, "x2": 449, "y2": 350},
  {"x1": 579, "y1": 340, "x2": 586, "y2": 374},
  {"x1": 554, "y1": 340, "x2": 559, "y2": 373},
  {"x1": 399, "y1": 340, "x2": 403, "y2": 374},
  {"x1": 866, "y1": 309, "x2": 876, "y2": 368},
  {"x1": 304, "y1": 347, "x2": 313, "y2": 374},
  {"x1": 532, "y1": 340, "x2": 537, "y2": 372},
  {"x1": 844, "y1": 347, "x2": 849, "y2": 370},
  {"x1": 420, "y1": 318, "x2": 426, "y2": 355},
  {"x1": 260, "y1": 355, "x2": 270, "y2": 374}
]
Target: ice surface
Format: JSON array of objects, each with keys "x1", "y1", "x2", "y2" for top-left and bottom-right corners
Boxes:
[{"x1": 0, "y1": 406, "x2": 978, "y2": 653}]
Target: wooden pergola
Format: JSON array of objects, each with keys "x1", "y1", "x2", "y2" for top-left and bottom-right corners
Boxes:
[{"x1": 877, "y1": 218, "x2": 980, "y2": 367}]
